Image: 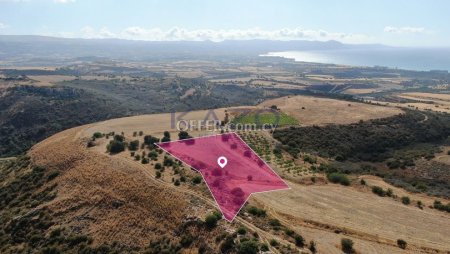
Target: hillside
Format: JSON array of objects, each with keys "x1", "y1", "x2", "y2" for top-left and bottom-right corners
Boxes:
[{"x1": 2, "y1": 95, "x2": 449, "y2": 254}]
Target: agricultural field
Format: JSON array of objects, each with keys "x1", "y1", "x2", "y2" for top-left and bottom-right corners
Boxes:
[
  {"x1": 260, "y1": 95, "x2": 403, "y2": 125},
  {"x1": 232, "y1": 110, "x2": 298, "y2": 127}
]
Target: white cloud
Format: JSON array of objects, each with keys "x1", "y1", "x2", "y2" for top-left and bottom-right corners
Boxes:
[
  {"x1": 384, "y1": 26, "x2": 426, "y2": 34},
  {"x1": 70, "y1": 26, "x2": 372, "y2": 43},
  {"x1": 0, "y1": 23, "x2": 7, "y2": 29}
]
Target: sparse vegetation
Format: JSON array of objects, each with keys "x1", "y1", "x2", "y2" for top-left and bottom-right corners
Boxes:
[
  {"x1": 128, "y1": 140, "x2": 139, "y2": 151},
  {"x1": 247, "y1": 206, "x2": 266, "y2": 217},
  {"x1": 327, "y1": 173, "x2": 350, "y2": 186},
  {"x1": 433, "y1": 200, "x2": 450, "y2": 212},
  {"x1": 372, "y1": 186, "x2": 386, "y2": 197},
  {"x1": 107, "y1": 140, "x2": 126, "y2": 154},
  {"x1": 401, "y1": 196, "x2": 411, "y2": 205},
  {"x1": 397, "y1": 239, "x2": 407, "y2": 249},
  {"x1": 341, "y1": 238, "x2": 354, "y2": 253}
]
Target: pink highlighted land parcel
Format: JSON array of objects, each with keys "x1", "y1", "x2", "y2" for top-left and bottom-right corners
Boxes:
[{"x1": 157, "y1": 133, "x2": 290, "y2": 221}]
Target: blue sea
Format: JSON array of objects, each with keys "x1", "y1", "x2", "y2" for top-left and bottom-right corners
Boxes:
[{"x1": 262, "y1": 47, "x2": 450, "y2": 72}]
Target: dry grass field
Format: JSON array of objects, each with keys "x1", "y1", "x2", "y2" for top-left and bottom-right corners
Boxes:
[
  {"x1": 254, "y1": 181, "x2": 450, "y2": 253},
  {"x1": 260, "y1": 95, "x2": 403, "y2": 125},
  {"x1": 370, "y1": 92, "x2": 450, "y2": 113},
  {"x1": 28, "y1": 75, "x2": 76, "y2": 86}
]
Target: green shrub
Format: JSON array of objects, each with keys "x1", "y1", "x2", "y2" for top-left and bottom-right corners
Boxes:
[
  {"x1": 303, "y1": 155, "x2": 317, "y2": 164},
  {"x1": 269, "y1": 219, "x2": 281, "y2": 227},
  {"x1": 433, "y1": 200, "x2": 450, "y2": 212},
  {"x1": 260, "y1": 243, "x2": 269, "y2": 251},
  {"x1": 341, "y1": 238, "x2": 354, "y2": 253},
  {"x1": 397, "y1": 239, "x2": 407, "y2": 249},
  {"x1": 92, "y1": 132, "x2": 103, "y2": 139},
  {"x1": 192, "y1": 175, "x2": 202, "y2": 184},
  {"x1": 205, "y1": 214, "x2": 219, "y2": 229},
  {"x1": 128, "y1": 140, "x2": 139, "y2": 151},
  {"x1": 144, "y1": 135, "x2": 160, "y2": 147},
  {"x1": 269, "y1": 239, "x2": 278, "y2": 246},
  {"x1": 327, "y1": 173, "x2": 350, "y2": 186},
  {"x1": 178, "y1": 131, "x2": 192, "y2": 140},
  {"x1": 154, "y1": 163, "x2": 162, "y2": 170},
  {"x1": 141, "y1": 158, "x2": 149, "y2": 164},
  {"x1": 247, "y1": 206, "x2": 266, "y2": 217},
  {"x1": 309, "y1": 240, "x2": 317, "y2": 253},
  {"x1": 237, "y1": 227, "x2": 247, "y2": 235},
  {"x1": 238, "y1": 240, "x2": 259, "y2": 254},
  {"x1": 401, "y1": 196, "x2": 410, "y2": 205},
  {"x1": 113, "y1": 134, "x2": 124, "y2": 142},
  {"x1": 107, "y1": 140, "x2": 125, "y2": 154},
  {"x1": 371, "y1": 186, "x2": 385, "y2": 197},
  {"x1": 417, "y1": 200, "x2": 423, "y2": 209},
  {"x1": 294, "y1": 234, "x2": 305, "y2": 247},
  {"x1": 220, "y1": 235, "x2": 235, "y2": 253}
]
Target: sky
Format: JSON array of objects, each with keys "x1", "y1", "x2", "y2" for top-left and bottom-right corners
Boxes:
[{"x1": 0, "y1": 0, "x2": 449, "y2": 47}]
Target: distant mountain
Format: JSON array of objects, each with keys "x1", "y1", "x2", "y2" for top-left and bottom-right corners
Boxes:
[{"x1": 0, "y1": 35, "x2": 388, "y2": 65}]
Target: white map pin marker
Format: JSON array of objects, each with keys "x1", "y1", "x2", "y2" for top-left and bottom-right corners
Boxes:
[{"x1": 217, "y1": 156, "x2": 228, "y2": 168}]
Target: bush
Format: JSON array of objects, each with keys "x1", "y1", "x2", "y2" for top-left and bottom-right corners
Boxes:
[
  {"x1": 327, "y1": 173, "x2": 350, "y2": 186},
  {"x1": 386, "y1": 188, "x2": 393, "y2": 197},
  {"x1": 128, "y1": 140, "x2": 139, "y2": 151},
  {"x1": 192, "y1": 175, "x2": 202, "y2": 184},
  {"x1": 433, "y1": 200, "x2": 450, "y2": 212},
  {"x1": 205, "y1": 214, "x2": 219, "y2": 229},
  {"x1": 309, "y1": 240, "x2": 317, "y2": 253},
  {"x1": 155, "y1": 171, "x2": 161, "y2": 178},
  {"x1": 269, "y1": 239, "x2": 278, "y2": 246},
  {"x1": 360, "y1": 179, "x2": 366, "y2": 185},
  {"x1": 107, "y1": 140, "x2": 125, "y2": 154},
  {"x1": 92, "y1": 132, "x2": 103, "y2": 139},
  {"x1": 371, "y1": 186, "x2": 385, "y2": 197},
  {"x1": 247, "y1": 206, "x2": 266, "y2": 217},
  {"x1": 237, "y1": 227, "x2": 247, "y2": 235},
  {"x1": 174, "y1": 179, "x2": 180, "y2": 186},
  {"x1": 303, "y1": 155, "x2": 317, "y2": 164},
  {"x1": 144, "y1": 135, "x2": 160, "y2": 146},
  {"x1": 401, "y1": 196, "x2": 410, "y2": 205},
  {"x1": 341, "y1": 238, "x2": 354, "y2": 253},
  {"x1": 260, "y1": 243, "x2": 269, "y2": 251},
  {"x1": 294, "y1": 234, "x2": 305, "y2": 247},
  {"x1": 178, "y1": 131, "x2": 192, "y2": 140},
  {"x1": 163, "y1": 157, "x2": 174, "y2": 166},
  {"x1": 141, "y1": 158, "x2": 149, "y2": 164},
  {"x1": 397, "y1": 239, "x2": 407, "y2": 249},
  {"x1": 154, "y1": 163, "x2": 162, "y2": 170},
  {"x1": 113, "y1": 134, "x2": 124, "y2": 142},
  {"x1": 238, "y1": 240, "x2": 259, "y2": 254},
  {"x1": 269, "y1": 219, "x2": 281, "y2": 227},
  {"x1": 220, "y1": 235, "x2": 235, "y2": 253}
]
